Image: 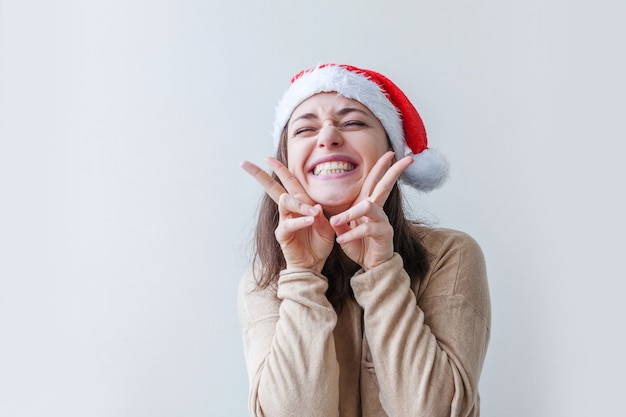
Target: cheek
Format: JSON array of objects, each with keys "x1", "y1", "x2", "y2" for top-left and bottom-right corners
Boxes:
[
  {"x1": 365, "y1": 146, "x2": 388, "y2": 166},
  {"x1": 286, "y1": 143, "x2": 309, "y2": 174}
]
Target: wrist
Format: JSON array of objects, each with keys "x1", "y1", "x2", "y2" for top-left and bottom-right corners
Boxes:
[
  {"x1": 285, "y1": 261, "x2": 324, "y2": 275},
  {"x1": 362, "y1": 253, "x2": 394, "y2": 271}
]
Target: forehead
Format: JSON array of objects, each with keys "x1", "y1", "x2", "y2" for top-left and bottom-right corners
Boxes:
[{"x1": 290, "y1": 92, "x2": 373, "y2": 117}]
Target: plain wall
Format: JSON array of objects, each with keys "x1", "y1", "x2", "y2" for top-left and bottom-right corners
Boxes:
[{"x1": 1, "y1": 0, "x2": 625, "y2": 416}]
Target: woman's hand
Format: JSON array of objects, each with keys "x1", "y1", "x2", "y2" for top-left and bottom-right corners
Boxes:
[
  {"x1": 241, "y1": 158, "x2": 335, "y2": 273},
  {"x1": 329, "y1": 151, "x2": 414, "y2": 270}
]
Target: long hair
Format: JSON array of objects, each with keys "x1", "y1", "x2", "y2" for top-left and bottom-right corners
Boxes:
[{"x1": 252, "y1": 131, "x2": 431, "y2": 309}]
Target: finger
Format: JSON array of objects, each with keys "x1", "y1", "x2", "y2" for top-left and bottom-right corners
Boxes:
[
  {"x1": 331, "y1": 200, "x2": 387, "y2": 225},
  {"x1": 240, "y1": 160, "x2": 287, "y2": 203},
  {"x1": 277, "y1": 193, "x2": 319, "y2": 218},
  {"x1": 335, "y1": 221, "x2": 393, "y2": 245},
  {"x1": 329, "y1": 218, "x2": 351, "y2": 239},
  {"x1": 360, "y1": 151, "x2": 395, "y2": 199},
  {"x1": 265, "y1": 157, "x2": 314, "y2": 205},
  {"x1": 370, "y1": 155, "x2": 413, "y2": 206},
  {"x1": 275, "y1": 215, "x2": 315, "y2": 240}
]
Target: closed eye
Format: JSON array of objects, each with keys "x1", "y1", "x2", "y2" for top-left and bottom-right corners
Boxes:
[
  {"x1": 293, "y1": 127, "x2": 317, "y2": 136},
  {"x1": 343, "y1": 120, "x2": 366, "y2": 129}
]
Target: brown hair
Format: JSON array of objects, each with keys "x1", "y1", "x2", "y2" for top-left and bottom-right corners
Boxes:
[{"x1": 252, "y1": 131, "x2": 430, "y2": 309}]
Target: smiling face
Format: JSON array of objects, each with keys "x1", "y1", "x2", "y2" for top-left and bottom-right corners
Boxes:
[{"x1": 285, "y1": 92, "x2": 390, "y2": 216}]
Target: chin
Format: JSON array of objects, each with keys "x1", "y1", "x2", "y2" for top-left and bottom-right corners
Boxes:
[
  {"x1": 306, "y1": 185, "x2": 360, "y2": 214},
  {"x1": 313, "y1": 196, "x2": 354, "y2": 216}
]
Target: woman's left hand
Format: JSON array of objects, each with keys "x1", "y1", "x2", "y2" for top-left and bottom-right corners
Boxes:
[{"x1": 329, "y1": 151, "x2": 414, "y2": 270}]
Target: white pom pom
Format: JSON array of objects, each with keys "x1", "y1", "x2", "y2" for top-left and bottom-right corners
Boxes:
[{"x1": 400, "y1": 148, "x2": 449, "y2": 192}]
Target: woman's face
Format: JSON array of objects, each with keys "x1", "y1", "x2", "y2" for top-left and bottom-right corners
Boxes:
[{"x1": 286, "y1": 92, "x2": 390, "y2": 216}]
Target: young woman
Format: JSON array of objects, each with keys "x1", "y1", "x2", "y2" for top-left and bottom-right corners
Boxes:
[{"x1": 239, "y1": 64, "x2": 491, "y2": 417}]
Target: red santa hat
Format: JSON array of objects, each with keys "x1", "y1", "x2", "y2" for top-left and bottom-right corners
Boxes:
[{"x1": 273, "y1": 64, "x2": 449, "y2": 192}]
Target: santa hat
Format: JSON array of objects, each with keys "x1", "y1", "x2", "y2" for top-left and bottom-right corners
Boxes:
[{"x1": 273, "y1": 64, "x2": 449, "y2": 192}]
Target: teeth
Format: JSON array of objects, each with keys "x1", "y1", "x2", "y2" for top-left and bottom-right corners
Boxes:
[{"x1": 313, "y1": 161, "x2": 355, "y2": 176}]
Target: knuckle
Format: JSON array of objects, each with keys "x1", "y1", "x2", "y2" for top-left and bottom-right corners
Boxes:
[{"x1": 277, "y1": 193, "x2": 292, "y2": 209}]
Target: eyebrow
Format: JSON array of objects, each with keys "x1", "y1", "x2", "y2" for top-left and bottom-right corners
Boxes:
[{"x1": 290, "y1": 107, "x2": 370, "y2": 125}]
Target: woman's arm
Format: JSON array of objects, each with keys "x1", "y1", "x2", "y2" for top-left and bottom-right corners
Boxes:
[
  {"x1": 351, "y1": 229, "x2": 491, "y2": 417},
  {"x1": 238, "y1": 268, "x2": 340, "y2": 417}
]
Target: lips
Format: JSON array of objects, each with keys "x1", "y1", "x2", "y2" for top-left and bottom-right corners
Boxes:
[{"x1": 313, "y1": 161, "x2": 356, "y2": 176}]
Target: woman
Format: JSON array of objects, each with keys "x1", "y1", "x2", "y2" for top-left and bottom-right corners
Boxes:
[{"x1": 239, "y1": 64, "x2": 491, "y2": 417}]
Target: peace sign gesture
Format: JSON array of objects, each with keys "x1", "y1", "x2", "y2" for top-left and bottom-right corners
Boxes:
[
  {"x1": 240, "y1": 157, "x2": 335, "y2": 274},
  {"x1": 329, "y1": 151, "x2": 414, "y2": 270}
]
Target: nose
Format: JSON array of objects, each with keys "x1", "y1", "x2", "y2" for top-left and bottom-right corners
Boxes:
[{"x1": 317, "y1": 122, "x2": 343, "y2": 149}]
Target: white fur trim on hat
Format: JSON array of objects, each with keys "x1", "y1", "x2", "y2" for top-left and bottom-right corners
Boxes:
[{"x1": 273, "y1": 65, "x2": 404, "y2": 152}]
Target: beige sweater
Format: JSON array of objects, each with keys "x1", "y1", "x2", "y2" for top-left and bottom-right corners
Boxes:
[{"x1": 238, "y1": 226, "x2": 491, "y2": 417}]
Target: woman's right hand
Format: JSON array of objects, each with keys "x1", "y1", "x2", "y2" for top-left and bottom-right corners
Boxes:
[{"x1": 241, "y1": 157, "x2": 335, "y2": 273}]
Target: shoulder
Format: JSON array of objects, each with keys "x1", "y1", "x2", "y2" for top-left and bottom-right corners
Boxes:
[
  {"x1": 414, "y1": 225, "x2": 483, "y2": 259},
  {"x1": 412, "y1": 225, "x2": 486, "y2": 275},
  {"x1": 238, "y1": 268, "x2": 281, "y2": 327},
  {"x1": 410, "y1": 225, "x2": 490, "y2": 314}
]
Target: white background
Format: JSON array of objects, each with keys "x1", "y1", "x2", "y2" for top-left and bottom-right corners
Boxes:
[{"x1": 1, "y1": 0, "x2": 625, "y2": 416}]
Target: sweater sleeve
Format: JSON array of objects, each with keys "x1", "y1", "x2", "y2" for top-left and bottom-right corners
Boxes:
[
  {"x1": 350, "y1": 229, "x2": 491, "y2": 417},
  {"x1": 238, "y1": 267, "x2": 341, "y2": 417}
]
